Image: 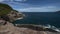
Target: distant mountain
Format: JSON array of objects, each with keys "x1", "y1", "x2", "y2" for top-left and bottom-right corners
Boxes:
[
  {"x1": 56, "y1": 11, "x2": 60, "y2": 13},
  {"x1": 54, "y1": 11, "x2": 60, "y2": 14}
]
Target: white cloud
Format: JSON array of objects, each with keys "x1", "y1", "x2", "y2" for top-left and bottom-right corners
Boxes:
[
  {"x1": 14, "y1": 0, "x2": 27, "y2": 2},
  {"x1": 0, "y1": 0, "x2": 4, "y2": 2},
  {"x1": 16, "y1": 6, "x2": 60, "y2": 12},
  {"x1": 0, "y1": 0, "x2": 27, "y2": 2}
]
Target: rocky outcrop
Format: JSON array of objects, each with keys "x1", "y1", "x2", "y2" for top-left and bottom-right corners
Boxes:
[
  {"x1": 0, "y1": 21, "x2": 60, "y2": 34},
  {"x1": 0, "y1": 3, "x2": 25, "y2": 22},
  {"x1": 0, "y1": 3, "x2": 60, "y2": 34}
]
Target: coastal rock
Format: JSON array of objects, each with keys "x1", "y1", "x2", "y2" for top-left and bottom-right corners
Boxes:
[
  {"x1": 0, "y1": 3, "x2": 60, "y2": 34},
  {"x1": 0, "y1": 21, "x2": 60, "y2": 34},
  {"x1": 0, "y1": 3, "x2": 25, "y2": 22}
]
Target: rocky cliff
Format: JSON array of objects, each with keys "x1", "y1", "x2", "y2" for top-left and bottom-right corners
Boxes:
[
  {"x1": 0, "y1": 3, "x2": 60, "y2": 34},
  {"x1": 0, "y1": 21, "x2": 60, "y2": 34}
]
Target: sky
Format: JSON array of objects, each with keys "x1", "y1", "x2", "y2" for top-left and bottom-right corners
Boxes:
[{"x1": 0, "y1": 0, "x2": 60, "y2": 12}]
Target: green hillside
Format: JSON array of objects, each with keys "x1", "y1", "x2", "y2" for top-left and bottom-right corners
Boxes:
[{"x1": 0, "y1": 3, "x2": 13, "y2": 16}]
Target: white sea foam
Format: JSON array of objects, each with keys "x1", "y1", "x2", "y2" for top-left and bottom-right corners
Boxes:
[
  {"x1": 44, "y1": 24, "x2": 60, "y2": 32},
  {"x1": 16, "y1": 24, "x2": 60, "y2": 32},
  {"x1": 44, "y1": 24, "x2": 51, "y2": 28}
]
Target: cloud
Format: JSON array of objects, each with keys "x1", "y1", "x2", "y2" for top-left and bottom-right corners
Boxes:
[
  {"x1": 0, "y1": 0, "x2": 4, "y2": 2},
  {"x1": 14, "y1": 0, "x2": 27, "y2": 2},
  {"x1": 16, "y1": 6, "x2": 60, "y2": 12},
  {"x1": 0, "y1": 0, "x2": 27, "y2": 2}
]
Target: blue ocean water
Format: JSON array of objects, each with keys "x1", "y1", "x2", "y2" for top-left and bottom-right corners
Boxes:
[{"x1": 13, "y1": 12, "x2": 60, "y2": 28}]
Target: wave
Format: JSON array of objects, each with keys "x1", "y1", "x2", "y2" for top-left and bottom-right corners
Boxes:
[
  {"x1": 33, "y1": 24, "x2": 60, "y2": 32},
  {"x1": 15, "y1": 24, "x2": 60, "y2": 32},
  {"x1": 44, "y1": 24, "x2": 60, "y2": 32}
]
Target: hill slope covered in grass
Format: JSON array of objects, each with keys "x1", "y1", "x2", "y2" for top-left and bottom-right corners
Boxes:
[{"x1": 0, "y1": 3, "x2": 13, "y2": 16}]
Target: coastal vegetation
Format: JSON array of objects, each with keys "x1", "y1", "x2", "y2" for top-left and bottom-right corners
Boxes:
[{"x1": 0, "y1": 3, "x2": 13, "y2": 16}]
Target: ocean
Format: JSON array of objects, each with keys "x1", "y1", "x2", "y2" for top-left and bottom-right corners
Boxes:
[{"x1": 13, "y1": 12, "x2": 60, "y2": 28}]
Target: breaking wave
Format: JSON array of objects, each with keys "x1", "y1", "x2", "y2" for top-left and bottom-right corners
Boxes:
[
  {"x1": 44, "y1": 24, "x2": 60, "y2": 32},
  {"x1": 16, "y1": 24, "x2": 60, "y2": 32}
]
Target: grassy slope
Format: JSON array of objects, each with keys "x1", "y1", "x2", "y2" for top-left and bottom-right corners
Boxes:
[{"x1": 0, "y1": 3, "x2": 13, "y2": 16}]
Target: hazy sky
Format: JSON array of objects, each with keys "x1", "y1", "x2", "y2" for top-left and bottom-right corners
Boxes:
[{"x1": 0, "y1": 0, "x2": 60, "y2": 12}]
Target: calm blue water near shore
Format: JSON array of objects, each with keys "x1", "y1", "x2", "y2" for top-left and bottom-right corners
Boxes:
[{"x1": 13, "y1": 12, "x2": 60, "y2": 28}]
